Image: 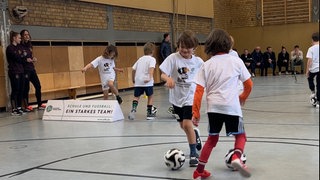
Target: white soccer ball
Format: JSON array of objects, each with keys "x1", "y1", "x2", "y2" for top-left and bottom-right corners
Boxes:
[
  {"x1": 224, "y1": 149, "x2": 247, "y2": 170},
  {"x1": 164, "y1": 148, "x2": 185, "y2": 170}
]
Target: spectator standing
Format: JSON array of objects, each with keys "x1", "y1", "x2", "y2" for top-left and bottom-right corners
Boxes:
[
  {"x1": 20, "y1": 29, "x2": 46, "y2": 111},
  {"x1": 6, "y1": 31, "x2": 24, "y2": 115}
]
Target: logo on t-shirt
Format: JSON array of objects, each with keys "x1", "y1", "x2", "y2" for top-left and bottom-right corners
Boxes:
[
  {"x1": 103, "y1": 63, "x2": 110, "y2": 72},
  {"x1": 177, "y1": 67, "x2": 189, "y2": 82}
]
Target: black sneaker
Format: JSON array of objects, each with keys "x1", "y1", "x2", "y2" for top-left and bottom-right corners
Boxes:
[
  {"x1": 116, "y1": 95, "x2": 123, "y2": 104},
  {"x1": 194, "y1": 128, "x2": 202, "y2": 151},
  {"x1": 189, "y1": 156, "x2": 199, "y2": 167},
  {"x1": 11, "y1": 109, "x2": 22, "y2": 116},
  {"x1": 146, "y1": 112, "x2": 156, "y2": 120}
]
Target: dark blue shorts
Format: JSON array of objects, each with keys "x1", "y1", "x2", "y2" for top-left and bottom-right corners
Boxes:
[{"x1": 134, "y1": 86, "x2": 154, "y2": 97}]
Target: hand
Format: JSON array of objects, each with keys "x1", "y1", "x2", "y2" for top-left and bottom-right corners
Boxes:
[
  {"x1": 32, "y1": 57, "x2": 37, "y2": 62},
  {"x1": 164, "y1": 77, "x2": 175, "y2": 88},
  {"x1": 81, "y1": 68, "x2": 86, "y2": 73},
  {"x1": 118, "y1": 68, "x2": 124, "y2": 73},
  {"x1": 26, "y1": 58, "x2": 33, "y2": 63},
  {"x1": 192, "y1": 117, "x2": 199, "y2": 127}
]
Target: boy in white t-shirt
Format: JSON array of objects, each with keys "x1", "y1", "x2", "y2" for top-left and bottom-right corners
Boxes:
[
  {"x1": 82, "y1": 45, "x2": 124, "y2": 104},
  {"x1": 128, "y1": 42, "x2": 157, "y2": 120},
  {"x1": 160, "y1": 30, "x2": 203, "y2": 167},
  {"x1": 192, "y1": 29, "x2": 253, "y2": 179},
  {"x1": 306, "y1": 32, "x2": 319, "y2": 108}
]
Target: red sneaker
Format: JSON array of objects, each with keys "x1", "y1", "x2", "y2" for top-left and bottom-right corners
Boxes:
[
  {"x1": 193, "y1": 169, "x2": 211, "y2": 179},
  {"x1": 231, "y1": 158, "x2": 251, "y2": 178},
  {"x1": 38, "y1": 104, "x2": 46, "y2": 110},
  {"x1": 26, "y1": 106, "x2": 33, "y2": 111}
]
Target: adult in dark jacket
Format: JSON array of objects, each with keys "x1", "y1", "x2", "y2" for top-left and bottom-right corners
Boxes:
[
  {"x1": 263, "y1": 46, "x2": 276, "y2": 76},
  {"x1": 6, "y1": 31, "x2": 24, "y2": 115},
  {"x1": 240, "y1": 49, "x2": 253, "y2": 76},
  {"x1": 160, "y1": 33, "x2": 172, "y2": 62},
  {"x1": 251, "y1": 46, "x2": 264, "y2": 76},
  {"x1": 20, "y1": 29, "x2": 46, "y2": 111},
  {"x1": 277, "y1": 46, "x2": 290, "y2": 75}
]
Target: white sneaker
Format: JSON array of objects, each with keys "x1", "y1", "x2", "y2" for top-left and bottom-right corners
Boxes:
[
  {"x1": 231, "y1": 158, "x2": 251, "y2": 178},
  {"x1": 128, "y1": 110, "x2": 136, "y2": 120}
]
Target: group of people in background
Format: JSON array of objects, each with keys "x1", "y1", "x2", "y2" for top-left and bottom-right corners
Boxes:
[
  {"x1": 239, "y1": 45, "x2": 305, "y2": 77},
  {"x1": 6, "y1": 30, "x2": 45, "y2": 116},
  {"x1": 5, "y1": 27, "x2": 318, "y2": 178}
]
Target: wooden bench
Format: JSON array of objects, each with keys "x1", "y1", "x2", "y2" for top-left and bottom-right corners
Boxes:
[{"x1": 31, "y1": 83, "x2": 101, "y2": 100}]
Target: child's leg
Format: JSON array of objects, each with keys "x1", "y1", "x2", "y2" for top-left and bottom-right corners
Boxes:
[
  {"x1": 196, "y1": 135, "x2": 219, "y2": 172},
  {"x1": 132, "y1": 96, "x2": 140, "y2": 111},
  {"x1": 108, "y1": 80, "x2": 119, "y2": 96},
  {"x1": 233, "y1": 133, "x2": 247, "y2": 160},
  {"x1": 180, "y1": 120, "x2": 197, "y2": 156},
  {"x1": 103, "y1": 90, "x2": 109, "y2": 100}
]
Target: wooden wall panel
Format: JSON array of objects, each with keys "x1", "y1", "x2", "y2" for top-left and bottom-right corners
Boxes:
[
  {"x1": 126, "y1": 46, "x2": 138, "y2": 67},
  {"x1": 70, "y1": 71, "x2": 85, "y2": 87},
  {"x1": 33, "y1": 46, "x2": 53, "y2": 74},
  {"x1": 53, "y1": 72, "x2": 71, "y2": 88},
  {"x1": 37, "y1": 73, "x2": 54, "y2": 91},
  {"x1": 0, "y1": 76, "x2": 7, "y2": 107},
  {"x1": 116, "y1": 46, "x2": 127, "y2": 68},
  {"x1": 0, "y1": 46, "x2": 4, "y2": 76},
  {"x1": 51, "y1": 47, "x2": 69, "y2": 73},
  {"x1": 83, "y1": 46, "x2": 104, "y2": 85},
  {"x1": 68, "y1": 46, "x2": 84, "y2": 71}
]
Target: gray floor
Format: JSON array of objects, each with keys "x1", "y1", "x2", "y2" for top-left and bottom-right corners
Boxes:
[{"x1": 0, "y1": 74, "x2": 318, "y2": 180}]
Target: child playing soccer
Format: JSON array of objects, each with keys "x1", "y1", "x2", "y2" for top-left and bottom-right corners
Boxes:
[
  {"x1": 306, "y1": 32, "x2": 319, "y2": 108},
  {"x1": 159, "y1": 30, "x2": 203, "y2": 167},
  {"x1": 192, "y1": 29, "x2": 253, "y2": 179},
  {"x1": 82, "y1": 45, "x2": 124, "y2": 104},
  {"x1": 128, "y1": 42, "x2": 157, "y2": 120}
]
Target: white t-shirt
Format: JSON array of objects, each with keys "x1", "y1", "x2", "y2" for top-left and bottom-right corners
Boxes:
[
  {"x1": 159, "y1": 52, "x2": 204, "y2": 107},
  {"x1": 132, "y1": 55, "x2": 156, "y2": 87},
  {"x1": 195, "y1": 53, "x2": 251, "y2": 117},
  {"x1": 90, "y1": 56, "x2": 116, "y2": 89},
  {"x1": 306, "y1": 44, "x2": 319, "y2": 73}
]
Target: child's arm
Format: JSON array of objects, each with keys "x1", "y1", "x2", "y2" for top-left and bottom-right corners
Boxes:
[
  {"x1": 192, "y1": 84, "x2": 204, "y2": 127},
  {"x1": 239, "y1": 78, "x2": 253, "y2": 106},
  {"x1": 161, "y1": 72, "x2": 175, "y2": 88},
  {"x1": 144, "y1": 67, "x2": 155, "y2": 83},
  {"x1": 114, "y1": 67, "x2": 124, "y2": 73},
  {"x1": 306, "y1": 58, "x2": 312, "y2": 77},
  {"x1": 82, "y1": 63, "x2": 93, "y2": 73}
]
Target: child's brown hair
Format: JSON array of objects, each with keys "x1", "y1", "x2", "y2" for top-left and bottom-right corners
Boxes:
[
  {"x1": 204, "y1": 29, "x2": 231, "y2": 56},
  {"x1": 103, "y1": 45, "x2": 118, "y2": 59},
  {"x1": 176, "y1": 30, "x2": 199, "y2": 49}
]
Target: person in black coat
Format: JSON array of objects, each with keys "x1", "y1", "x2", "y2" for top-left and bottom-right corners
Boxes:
[
  {"x1": 240, "y1": 49, "x2": 254, "y2": 76},
  {"x1": 263, "y1": 46, "x2": 276, "y2": 76},
  {"x1": 6, "y1": 31, "x2": 25, "y2": 115},
  {"x1": 277, "y1": 46, "x2": 290, "y2": 75},
  {"x1": 251, "y1": 46, "x2": 264, "y2": 76}
]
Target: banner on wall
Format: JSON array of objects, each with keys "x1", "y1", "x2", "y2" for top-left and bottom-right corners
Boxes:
[{"x1": 42, "y1": 100, "x2": 124, "y2": 122}]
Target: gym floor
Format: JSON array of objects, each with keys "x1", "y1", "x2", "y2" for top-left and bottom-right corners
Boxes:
[{"x1": 0, "y1": 74, "x2": 318, "y2": 180}]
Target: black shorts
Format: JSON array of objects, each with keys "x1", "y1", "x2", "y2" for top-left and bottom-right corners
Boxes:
[
  {"x1": 172, "y1": 105, "x2": 192, "y2": 122},
  {"x1": 207, "y1": 112, "x2": 245, "y2": 136},
  {"x1": 134, "y1": 86, "x2": 153, "y2": 97}
]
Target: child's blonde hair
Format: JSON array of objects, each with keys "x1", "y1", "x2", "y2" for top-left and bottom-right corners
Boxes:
[{"x1": 144, "y1": 42, "x2": 155, "y2": 55}]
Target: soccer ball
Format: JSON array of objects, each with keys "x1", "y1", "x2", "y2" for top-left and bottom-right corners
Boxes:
[
  {"x1": 224, "y1": 149, "x2": 247, "y2": 170},
  {"x1": 164, "y1": 148, "x2": 185, "y2": 170}
]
